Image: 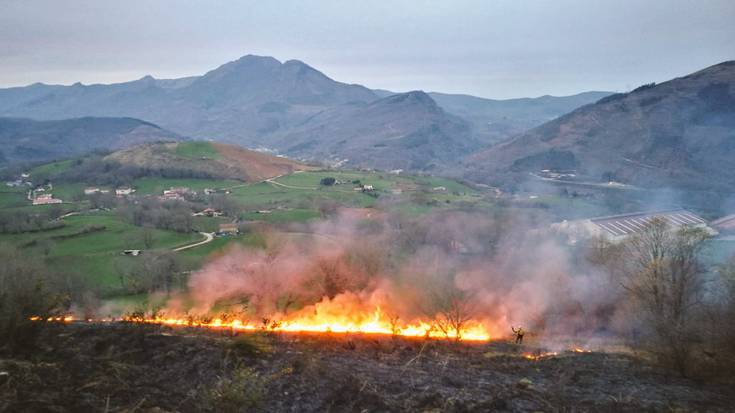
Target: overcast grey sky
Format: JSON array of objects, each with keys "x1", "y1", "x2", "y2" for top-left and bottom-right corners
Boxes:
[{"x1": 1, "y1": 0, "x2": 733, "y2": 99}]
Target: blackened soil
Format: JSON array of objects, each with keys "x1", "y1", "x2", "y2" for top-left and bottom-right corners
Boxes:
[{"x1": 0, "y1": 323, "x2": 732, "y2": 412}]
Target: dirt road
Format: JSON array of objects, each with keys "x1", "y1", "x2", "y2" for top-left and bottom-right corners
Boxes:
[{"x1": 173, "y1": 232, "x2": 214, "y2": 251}]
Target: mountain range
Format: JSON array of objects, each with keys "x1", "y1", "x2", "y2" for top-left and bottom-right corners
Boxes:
[
  {"x1": 2, "y1": 54, "x2": 733, "y2": 193},
  {"x1": 0, "y1": 55, "x2": 608, "y2": 171}
]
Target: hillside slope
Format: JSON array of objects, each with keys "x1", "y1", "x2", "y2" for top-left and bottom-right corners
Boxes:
[
  {"x1": 466, "y1": 61, "x2": 735, "y2": 191},
  {"x1": 0, "y1": 116, "x2": 180, "y2": 165},
  {"x1": 272, "y1": 91, "x2": 478, "y2": 171},
  {"x1": 106, "y1": 141, "x2": 312, "y2": 181}
]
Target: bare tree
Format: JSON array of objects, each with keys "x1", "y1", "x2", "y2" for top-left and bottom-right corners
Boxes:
[
  {"x1": 422, "y1": 277, "x2": 476, "y2": 341},
  {"x1": 620, "y1": 217, "x2": 710, "y2": 375},
  {"x1": 142, "y1": 228, "x2": 155, "y2": 249},
  {"x1": 140, "y1": 251, "x2": 181, "y2": 295}
]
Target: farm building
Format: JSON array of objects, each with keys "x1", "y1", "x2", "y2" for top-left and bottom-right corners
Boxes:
[
  {"x1": 161, "y1": 187, "x2": 192, "y2": 201},
  {"x1": 161, "y1": 192, "x2": 184, "y2": 201},
  {"x1": 115, "y1": 187, "x2": 135, "y2": 196},
  {"x1": 33, "y1": 193, "x2": 62, "y2": 205},
  {"x1": 167, "y1": 187, "x2": 192, "y2": 194},
  {"x1": 217, "y1": 223, "x2": 239, "y2": 235},
  {"x1": 551, "y1": 209, "x2": 714, "y2": 244},
  {"x1": 84, "y1": 187, "x2": 110, "y2": 195},
  {"x1": 192, "y1": 208, "x2": 224, "y2": 217}
]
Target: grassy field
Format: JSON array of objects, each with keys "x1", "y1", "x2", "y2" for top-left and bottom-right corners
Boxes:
[
  {"x1": 174, "y1": 141, "x2": 220, "y2": 160},
  {"x1": 0, "y1": 190, "x2": 28, "y2": 208},
  {"x1": 191, "y1": 216, "x2": 231, "y2": 232},
  {"x1": 29, "y1": 159, "x2": 75, "y2": 177},
  {"x1": 50, "y1": 182, "x2": 87, "y2": 201},
  {"x1": 227, "y1": 171, "x2": 482, "y2": 214},
  {"x1": 131, "y1": 177, "x2": 242, "y2": 195},
  {"x1": 274, "y1": 170, "x2": 400, "y2": 190},
  {"x1": 241, "y1": 208, "x2": 321, "y2": 223},
  {"x1": 0, "y1": 212, "x2": 202, "y2": 294}
]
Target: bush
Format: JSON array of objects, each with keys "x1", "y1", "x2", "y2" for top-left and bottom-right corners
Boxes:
[
  {"x1": 0, "y1": 245, "x2": 68, "y2": 354},
  {"x1": 319, "y1": 177, "x2": 336, "y2": 186},
  {"x1": 0, "y1": 210, "x2": 66, "y2": 234}
]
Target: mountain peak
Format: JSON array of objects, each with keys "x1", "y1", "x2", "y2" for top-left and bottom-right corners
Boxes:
[
  {"x1": 283, "y1": 59, "x2": 308, "y2": 67},
  {"x1": 377, "y1": 90, "x2": 440, "y2": 111},
  {"x1": 136, "y1": 75, "x2": 156, "y2": 86},
  {"x1": 235, "y1": 54, "x2": 281, "y2": 64},
  {"x1": 205, "y1": 54, "x2": 281, "y2": 76}
]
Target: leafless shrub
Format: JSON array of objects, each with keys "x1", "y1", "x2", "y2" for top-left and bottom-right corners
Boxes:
[
  {"x1": 0, "y1": 244, "x2": 68, "y2": 354},
  {"x1": 709, "y1": 255, "x2": 735, "y2": 375},
  {"x1": 619, "y1": 217, "x2": 710, "y2": 375},
  {"x1": 423, "y1": 279, "x2": 476, "y2": 341}
]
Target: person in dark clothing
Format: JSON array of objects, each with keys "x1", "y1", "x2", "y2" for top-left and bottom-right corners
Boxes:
[{"x1": 512, "y1": 326, "x2": 525, "y2": 344}]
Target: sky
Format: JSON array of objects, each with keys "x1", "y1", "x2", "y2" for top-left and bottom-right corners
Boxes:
[{"x1": 1, "y1": 0, "x2": 734, "y2": 99}]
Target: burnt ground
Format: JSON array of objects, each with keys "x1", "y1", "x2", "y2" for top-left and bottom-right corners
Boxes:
[{"x1": 0, "y1": 323, "x2": 733, "y2": 413}]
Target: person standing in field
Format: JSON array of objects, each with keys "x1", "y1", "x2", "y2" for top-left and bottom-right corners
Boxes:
[{"x1": 512, "y1": 326, "x2": 525, "y2": 344}]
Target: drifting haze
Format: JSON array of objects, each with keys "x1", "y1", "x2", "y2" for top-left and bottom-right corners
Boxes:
[
  {"x1": 1, "y1": 0, "x2": 734, "y2": 98},
  {"x1": 164, "y1": 210, "x2": 622, "y2": 342}
]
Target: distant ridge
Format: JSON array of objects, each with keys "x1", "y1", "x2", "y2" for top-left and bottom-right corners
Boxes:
[
  {"x1": 466, "y1": 61, "x2": 735, "y2": 191},
  {"x1": 0, "y1": 116, "x2": 181, "y2": 165},
  {"x1": 427, "y1": 91, "x2": 612, "y2": 146},
  {"x1": 273, "y1": 90, "x2": 478, "y2": 171}
]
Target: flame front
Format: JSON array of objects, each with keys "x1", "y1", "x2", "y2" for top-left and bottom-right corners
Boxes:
[{"x1": 126, "y1": 305, "x2": 491, "y2": 341}]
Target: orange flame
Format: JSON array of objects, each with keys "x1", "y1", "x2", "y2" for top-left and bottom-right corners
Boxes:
[
  {"x1": 124, "y1": 305, "x2": 491, "y2": 341},
  {"x1": 521, "y1": 351, "x2": 558, "y2": 361},
  {"x1": 28, "y1": 315, "x2": 74, "y2": 322}
]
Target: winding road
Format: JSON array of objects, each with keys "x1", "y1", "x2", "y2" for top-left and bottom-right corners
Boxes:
[{"x1": 173, "y1": 232, "x2": 215, "y2": 252}]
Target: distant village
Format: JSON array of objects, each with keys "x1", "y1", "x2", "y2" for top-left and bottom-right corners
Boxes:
[{"x1": 6, "y1": 172, "x2": 244, "y2": 239}]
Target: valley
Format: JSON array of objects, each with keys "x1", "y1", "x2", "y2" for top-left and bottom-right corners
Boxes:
[{"x1": 1, "y1": 5, "x2": 734, "y2": 409}]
